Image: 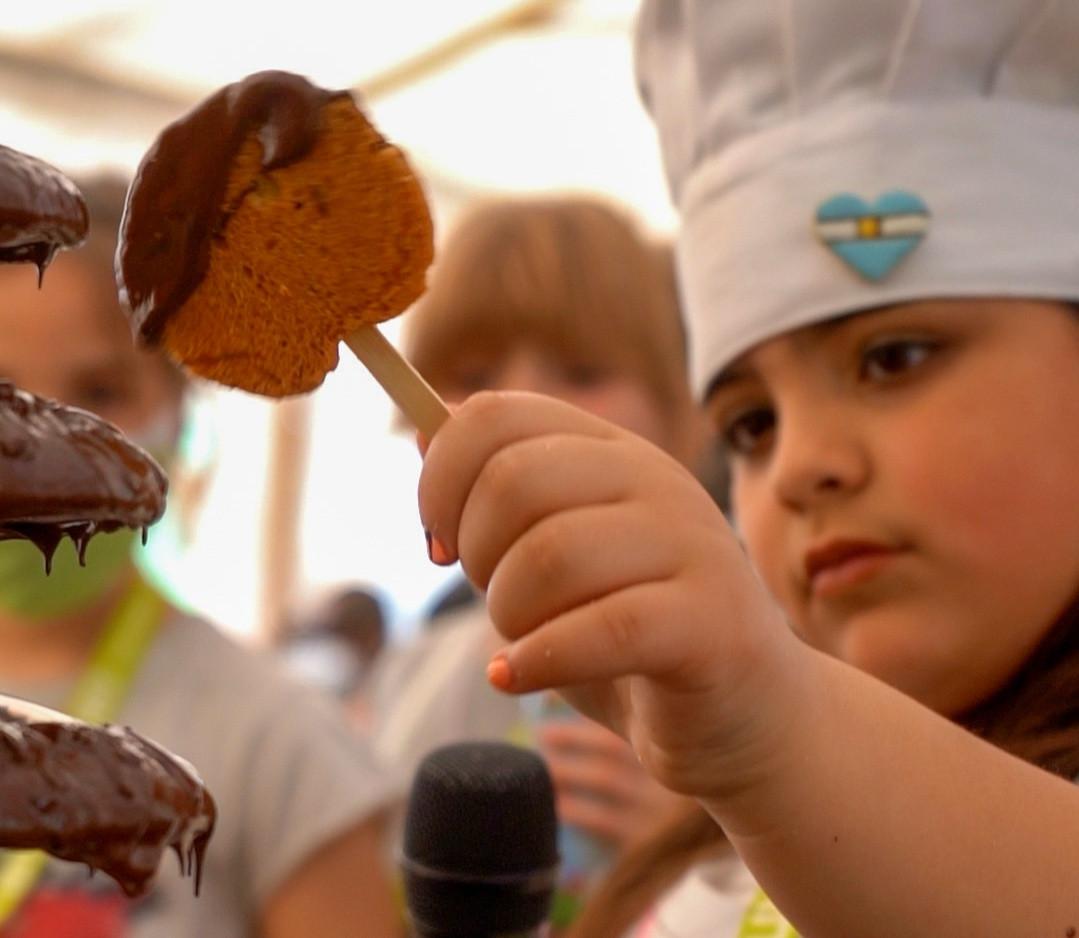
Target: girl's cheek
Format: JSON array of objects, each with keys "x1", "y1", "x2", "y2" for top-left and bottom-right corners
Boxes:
[
  {"x1": 731, "y1": 491, "x2": 783, "y2": 588},
  {"x1": 730, "y1": 478, "x2": 811, "y2": 635}
]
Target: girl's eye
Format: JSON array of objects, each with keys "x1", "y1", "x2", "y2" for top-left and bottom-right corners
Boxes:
[
  {"x1": 74, "y1": 382, "x2": 129, "y2": 414},
  {"x1": 860, "y1": 337, "x2": 938, "y2": 381},
  {"x1": 721, "y1": 406, "x2": 775, "y2": 457},
  {"x1": 559, "y1": 361, "x2": 609, "y2": 388},
  {"x1": 446, "y1": 365, "x2": 495, "y2": 394}
]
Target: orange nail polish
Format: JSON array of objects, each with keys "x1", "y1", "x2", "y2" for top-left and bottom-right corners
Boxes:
[
  {"x1": 424, "y1": 531, "x2": 454, "y2": 565},
  {"x1": 487, "y1": 655, "x2": 513, "y2": 691}
]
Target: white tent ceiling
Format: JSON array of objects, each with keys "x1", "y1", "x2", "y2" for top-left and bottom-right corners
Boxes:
[
  {"x1": 0, "y1": 0, "x2": 677, "y2": 640},
  {"x1": 1, "y1": 0, "x2": 674, "y2": 228}
]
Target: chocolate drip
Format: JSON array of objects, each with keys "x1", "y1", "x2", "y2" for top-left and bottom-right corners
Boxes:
[
  {"x1": 118, "y1": 70, "x2": 350, "y2": 342},
  {"x1": 0, "y1": 707, "x2": 216, "y2": 897},
  {"x1": 0, "y1": 145, "x2": 89, "y2": 278},
  {"x1": 0, "y1": 382, "x2": 167, "y2": 564}
]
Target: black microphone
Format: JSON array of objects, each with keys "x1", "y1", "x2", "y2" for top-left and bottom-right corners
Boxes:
[{"x1": 400, "y1": 741, "x2": 560, "y2": 938}]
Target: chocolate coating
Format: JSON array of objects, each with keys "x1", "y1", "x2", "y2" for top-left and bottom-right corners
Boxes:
[
  {"x1": 0, "y1": 707, "x2": 216, "y2": 897},
  {"x1": 118, "y1": 70, "x2": 349, "y2": 342},
  {"x1": 0, "y1": 144, "x2": 89, "y2": 276},
  {"x1": 0, "y1": 381, "x2": 167, "y2": 568}
]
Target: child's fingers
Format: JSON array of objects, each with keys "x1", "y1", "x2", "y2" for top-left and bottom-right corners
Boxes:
[
  {"x1": 539, "y1": 720, "x2": 639, "y2": 762},
  {"x1": 418, "y1": 392, "x2": 618, "y2": 562},
  {"x1": 552, "y1": 794, "x2": 627, "y2": 844},
  {"x1": 545, "y1": 750, "x2": 643, "y2": 806},
  {"x1": 485, "y1": 501, "x2": 680, "y2": 641},
  {"x1": 456, "y1": 434, "x2": 636, "y2": 589},
  {"x1": 415, "y1": 401, "x2": 459, "y2": 455},
  {"x1": 492, "y1": 580, "x2": 688, "y2": 694},
  {"x1": 543, "y1": 728, "x2": 688, "y2": 845}
]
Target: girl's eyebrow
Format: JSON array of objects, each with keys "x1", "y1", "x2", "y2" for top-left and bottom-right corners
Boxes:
[{"x1": 706, "y1": 362, "x2": 755, "y2": 399}]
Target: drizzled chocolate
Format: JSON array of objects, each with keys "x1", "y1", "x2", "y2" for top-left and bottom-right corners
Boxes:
[
  {"x1": 0, "y1": 707, "x2": 215, "y2": 897},
  {"x1": 0, "y1": 144, "x2": 89, "y2": 277},
  {"x1": 119, "y1": 70, "x2": 350, "y2": 342},
  {"x1": 0, "y1": 382, "x2": 167, "y2": 569}
]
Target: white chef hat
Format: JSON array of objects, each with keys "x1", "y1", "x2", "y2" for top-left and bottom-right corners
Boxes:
[{"x1": 636, "y1": 0, "x2": 1079, "y2": 397}]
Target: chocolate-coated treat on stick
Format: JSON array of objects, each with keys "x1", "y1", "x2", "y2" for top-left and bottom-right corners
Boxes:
[
  {"x1": 0, "y1": 381, "x2": 167, "y2": 569},
  {"x1": 0, "y1": 702, "x2": 216, "y2": 898},
  {"x1": 119, "y1": 70, "x2": 449, "y2": 434},
  {"x1": 0, "y1": 144, "x2": 89, "y2": 276}
]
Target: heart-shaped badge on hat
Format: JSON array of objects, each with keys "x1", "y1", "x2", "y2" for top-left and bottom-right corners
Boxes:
[{"x1": 815, "y1": 191, "x2": 930, "y2": 281}]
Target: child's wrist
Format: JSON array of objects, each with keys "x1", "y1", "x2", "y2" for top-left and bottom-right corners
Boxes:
[{"x1": 693, "y1": 637, "x2": 830, "y2": 831}]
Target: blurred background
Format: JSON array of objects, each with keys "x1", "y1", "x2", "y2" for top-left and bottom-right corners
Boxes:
[{"x1": 1, "y1": 0, "x2": 675, "y2": 644}]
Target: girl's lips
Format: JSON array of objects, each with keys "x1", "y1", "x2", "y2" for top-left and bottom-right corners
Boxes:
[{"x1": 804, "y1": 540, "x2": 900, "y2": 599}]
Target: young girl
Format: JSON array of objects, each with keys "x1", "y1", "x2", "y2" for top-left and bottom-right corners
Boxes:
[
  {"x1": 0, "y1": 176, "x2": 403, "y2": 938},
  {"x1": 372, "y1": 195, "x2": 705, "y2": 928},
  {"x1": 416, "y1": 3, "x2": 1079, "y2": 935}
]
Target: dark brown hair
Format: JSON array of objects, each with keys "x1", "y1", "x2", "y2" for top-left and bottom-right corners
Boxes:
[{"x1": 960, "y1": 593, "x2": 1079, "y2": 778}]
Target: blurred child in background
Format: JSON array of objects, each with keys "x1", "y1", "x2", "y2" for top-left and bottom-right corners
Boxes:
[{"x1": 279, "y1": 585, "x2": 389, "y2": 730}]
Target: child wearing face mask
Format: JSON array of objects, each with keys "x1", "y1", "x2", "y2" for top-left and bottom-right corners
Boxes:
[
  {"x1": 371, "y1": 196, "x2": 706, "y2": 929},
  {"x1": 0, "y1": 177, "x2": 404, "y2": 938},
  {"x1": 416, "y1": 3, "x2": 1079, "y2": 935}
]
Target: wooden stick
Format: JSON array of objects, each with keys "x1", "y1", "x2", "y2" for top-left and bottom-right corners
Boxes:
[
  {"x1": 259, "y1": 395, "x2": 312, "y2": 645},
  {"x1": 344, "y1": 325, "x2": 450, "y2": 438}
]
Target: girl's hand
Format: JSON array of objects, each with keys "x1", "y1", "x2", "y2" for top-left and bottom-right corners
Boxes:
[{"x1": 418, "y1": 391, "x2": 804, "y2": 800}]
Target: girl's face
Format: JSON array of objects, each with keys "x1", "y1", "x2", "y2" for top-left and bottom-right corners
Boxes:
[
  {"x1": 708, "y1": 299, "x2": 1079, "y2": 716},
  {"x1": 438, "y1": 340, "x2": 678, "y2": 454},
  {"x1": 0, "y1": 252, "x2": 181, "y2": 440}
]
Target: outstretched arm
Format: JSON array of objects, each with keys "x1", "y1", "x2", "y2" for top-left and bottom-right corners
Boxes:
[{"x1": 418, "y1": 391, "x2": 1079, "y2": 938}]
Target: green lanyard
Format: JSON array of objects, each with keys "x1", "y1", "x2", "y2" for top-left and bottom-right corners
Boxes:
[
  {"x1": 738, "y1": 887, "x2": 800, "y2": 938},
  {"x1": 0, "y1": 578, "x2": 166, "y2": 925}
]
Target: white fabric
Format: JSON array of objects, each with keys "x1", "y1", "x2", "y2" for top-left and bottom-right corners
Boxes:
[
  {"x1": 635, "y1": 0, "x2": 1079, "y2": 396},
  {"x1": 631, "y1": 853, "x2": 762, "y2": 938},
  {"x1": 0, "y1": 613, "x2": 403, "y2": 938}
]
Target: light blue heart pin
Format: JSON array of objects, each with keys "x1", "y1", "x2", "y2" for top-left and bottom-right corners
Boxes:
[{"x1": 815, "y1": 191, "x2": 930, "y2": 281}]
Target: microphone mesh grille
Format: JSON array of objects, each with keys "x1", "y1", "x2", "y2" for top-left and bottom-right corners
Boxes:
[{"x1": 403, "y1": 741, "x2": 559, "y2": 877}]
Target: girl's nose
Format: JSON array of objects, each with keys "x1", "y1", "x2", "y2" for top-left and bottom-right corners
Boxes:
[
  {"x1": 770, "y1": 405, "x2": 870, "y2": 511},
  {"x1": 492, "y1": 349, "x2": 554, "y2": 396}
]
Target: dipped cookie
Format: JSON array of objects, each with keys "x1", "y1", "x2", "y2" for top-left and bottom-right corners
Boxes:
[
  {"x1": 119, "y1": 70, "x2": 434, "y2": 398},
  {"x1": 0, "y1": 704, "x2": 215, "y2": 897}
]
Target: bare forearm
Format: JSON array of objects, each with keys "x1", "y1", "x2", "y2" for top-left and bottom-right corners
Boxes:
[
  {"x1": 705, "y1": 650, "x2": 1079, "y2": 938},
  {"x1": 259, "y1": 815, "x2": 403, "y2": 938}
]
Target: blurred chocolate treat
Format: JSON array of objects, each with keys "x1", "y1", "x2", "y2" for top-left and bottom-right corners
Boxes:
[
  {"x1": 0, "y1": 381, "x2": 167, "y2": 568},
  {"x1": 0, "y1": 706, "x2": 216, "y2": 896},
  {"x1": 0, "y1": 144, "x2": 89, "y2": 276}
]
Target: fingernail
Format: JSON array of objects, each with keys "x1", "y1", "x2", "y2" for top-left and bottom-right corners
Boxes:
[
  {"x1": 424, "y1": 530, "x2": 454, "y2": 566},
  {"x1": 416, "y1": 432, "x2": 430, "y2": 456},
  {"x1": 486, "y1": 654, "x2": 514, "y2": 691}
]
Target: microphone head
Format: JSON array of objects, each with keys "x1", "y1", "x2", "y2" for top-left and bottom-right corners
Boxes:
[{"x1": 401, "y1": 741, "x2": 560, "y2": 938}]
